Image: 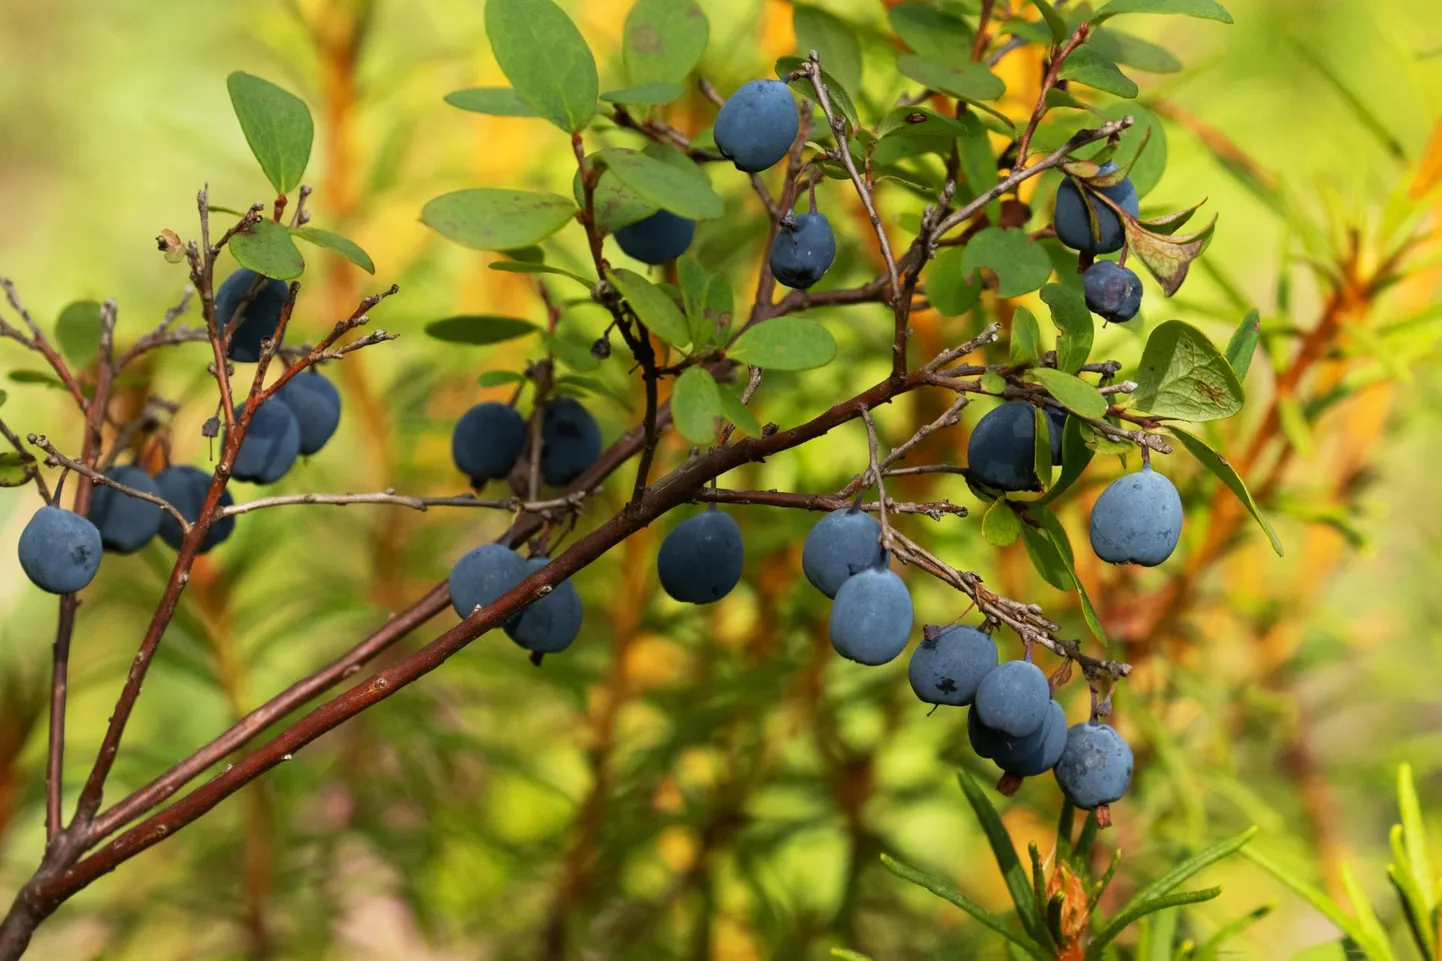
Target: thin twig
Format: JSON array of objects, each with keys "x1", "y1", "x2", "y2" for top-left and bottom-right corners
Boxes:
[
  {"x1": 221, "y1": 489, "x2": 589, "y2": 519},
  {"x1": 1014, "y1": 23, "x2": 1093, "y2": 172},
  {"x1": 28, "y1": 435, "x2": 191, "y2": 534},
  {"x1": 859, "y1": 408, "x2": 892, "y2": 550},
  {"x1": 697, "y1": 487, "x2": 966, "y2": 520}
]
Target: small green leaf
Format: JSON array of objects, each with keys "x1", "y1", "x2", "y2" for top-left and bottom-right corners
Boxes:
[
  {"x1": 487, "y1": 0, "x2": 598, "y2": 133},
  {"x1": 55, "y1": 300, "x2": 104, "y2": 367},
  {"x1": 1243, "y1": 848, "x2": 1390, "y2": 961},
  {"x1": 1040, "y1": 284, "x2": 1093, "y2": 374},
  {"x1": 1079, "y1": 422, "x2": 1134, "y2": 455},
  {"x1": 444, "y1": 87, "x2": 538, "y2": 117},
  {"x1": 500, "y1": 246, "x2": 546, "y2": 264},
  {"x1": 980, "y1": 371, "x2": 1007, "y2": 394},
  {"x1": 704, "y1": 273, "x2": 734, "y2": 343},
  {"x1": 0, "y1": 389, "x2": 7, "y2": 408},
  {"x1": 792, "y1": 4, "x2": 863, "y2": 95},
  {"x1": 1033, "y1": 406, "x2": 1054, "y2": 490},
  {"x1": 555, "y1": 374, "x2": 632, "y2": 411},
  {"x1": 1030, "y1": 368, "x2": 1107, "y2": 419},
  {"x1": 226, "y1": 72, "x2": 313, "y2": 194},
  {"x1": 488, "y1": 261, "x2": 595, "y2": 289},
  {"x1": 229, "y1": 219, "x2": 305, "y2": 280},
  {"x1": 888, "y1": 4, "x2": 974, "y2": 62},
  {"x1": 1022, "y1": 522, "x2": 1072, "y2": 590},
  {"x1": 1038, "y1": 415, "x2": 1095, "y2": 506},
  {"x1": 1095, "y1": 102, "x2": 1168, "y2": 199},
  {"x1": 291, "y1": 226, "x2": 375, "y2": 274},
  {"x1": 1033, "y1": 507, "x2": 1108, "y2": 644},
  {"x1": 776, "y1": 57, "x2": 858, "y2": 135},
  {"x1": 1087, "y1": 889, "x2": 1223, "y2": 960},
  {"x1": 1092, "y1": 0, "x2": 1234, "y2": 24},
  {"x1": 0, "y1": 451, "x2": 35, "y2": 487},
  {"x1": 544, "y1": 329, "x2": 601, "y2": 372},
  {"x1": 1059, "y1": 47, "x2": 1138, "y2": 99},
  {"x1": 596, "y1": 148, "x2": 723, "y2": 220},
  {"x1": 955, "y1": 771, "x2": 1049, "y2": 946},
  {"x1": 1133, "y1": 320, "x2": 1244, "y2": 421},
  {"x1": 1170, "y1": 427, "x2": 1282, "y2": 555},
  {"x1": 671, "y1": 366, "x2": 721, "y2": 445},
  {"x1": 477, "y1": 370, "x2": 528, "y2": 387},
  {"x1": 1226, "y1": 309, "x2": 1261, "y2": 378},
  {"x1": 1031, "y1": 0, "x2": 1067, "y2": 42},
  {"x1": 1396, "y1": 764, "x2": 1435, "y2": 922},
  {"x1": 927, "y1": 247, "x2": 984, "y2": 316},
  {"x1": 8, "y1": 370, "x2": 64, "y2": 389},
  {"x1": 983, "y1": 499, "x2": 1023, "y2": 546},
  {"x1": 1090, "y1": 28, "x2": 1183, "y2": 74},
  {"x1": 877, "y1": 106, "x2": 971, "y2": 142},
  {"x1": 896, "y1": 55, "x2": 1006, "y2": 102},
  {"x1": 607, "y1": 267, "x2": 691, "y2": 348},
  {"x1": 599, "y1": 82, "x2": 686, "y2": 105},
  {"x1": 422, "y1": 189, "x2": 577, "y2": 251},
  {"x1": 718, "y1": 385, "x2": 761, "y2": 437},
  {"x1": 960, "y1": 228, "x2": 1053, "y2": 299},
  {"x1": 1010, "y1": 307, "x2": 1042, "y2": 365},
  {"x1": 880, "y1": 854, "x2": 1048, "y2": 959},
  {"x1": 425, "y1": 315, "x2": 539, "y2": 346},
  {"x1": 623, "y1": 0, "x2": 708, "y2": 86},
  {"x1": 728, "y1": 317, "x2": 836, "y2": 371}
]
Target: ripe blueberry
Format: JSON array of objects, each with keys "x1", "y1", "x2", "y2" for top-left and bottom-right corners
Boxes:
[
  {"x1": 1053, "y1": 722, "x2": 1133, "y2": 809},
  {"x1": 452, "y1": 401, "x2": 526, "y2": 484},
  {"x1": 155, "y1": 465, "x2": 236, "y2": 553},
  {"x1": 540, "y1": 397, "x2": 602, "y2": 486},
  {"x1": 276, "y1": 370, "x2": 342, "y2": 455},
  {"x1": 615, "y1": 210, "x2": 696, "y2": 265},
  {"x1": 713, "y1": 80, "x2": 799, "y2": 173},
  {"x1": 90, "y1": 466, "x2": 164, "y2": 554},
  {"x1": 974, "y1": 660, "x2": 1050, "y2": 738},
  {"x1": 231, "y1": 398, "x2": 302, "y2": 484},
  {"x1": 1083, "y1": 260, "x2": 1143, "y2": 324},
  {"x1": 994, "y1": 700, "x2": 1068, "y2": 777},
  {"x1": 215, "y1": 269, "x2": 289, "y2": 363},
  {"x1": 657, "y1": 506, "x2": 745, "y2": 604},
  {"x1": 18, "y1": 505, "x2": 102, "y2": 594},
  {"x1": 449, "y1": 543, "x2": 528, "y2": 620},
  {"x1": 967, "y1": 401, "x2": 1040, "y2": 492},
  {"x1": 769, "y1": 213, "x2": 836, "y2": 290},
  {"x1": 505, "y1": 556, "x2": 583, "y2": 654},
  {"x1": 968, "y1": 706, "x2": 1009, "y2": 759},
  {"x1": 829, "y1": 563, "x2": 913, "y2": 666},
  {"x1": 908, "y1": 624, "x2": 997, "y2": 706},
  {"x1": 1053, "y1": 162, "x2": 1139, "y2": 255},
  {"x1": 1089, "y1": 466, "x2": 1183, "y2": 567},
  {"x1": 801, "y1": 505, "x2": 881, "y2": 599}
]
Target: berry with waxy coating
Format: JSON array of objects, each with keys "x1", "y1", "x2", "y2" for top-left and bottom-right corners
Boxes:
[
  {"x1": 1053, "y1": 162, "x2": 1139, "y2": 255},
  {"x1": 276, "y1": 370, "x2": 342, "y2": 455},
  {"x1": 452, "y1": 401, "x2": 526, "y2": 484},
  {"x1": 967, "y1": 401, "x2": 1041, "y2": 492},
  {"x1": 801, "y1": 505, "x2": 881, "y2": 599},
  {"x1": 657, "y1": 507, "x2": 745, "y2": 604},
  {"x1": 974, "y1": 660, "x2": 1050, "y2": 738},
  {"x1": 231, "y1": 398, "x2": 302, "y2": 484},
  {"x1": 829, "y1": 563, "x2": 913, "y2": 666},
  {"x1": 1053, "y1": 722, "x2": 1133, "y2": 809},
  {"x1": 91, "y1": 466, "x2": 163, "y2": 554},
  {"x1": 505, "y1": 556, "x2": 583, "y2": 654},
  {"x1": 1083, "y1": 260, "x2": 1143, "y2": 324},
  {"x1": 215, "y1": 268, "x2": 289, "y2": 363},
  {"x1": 1089, "y1": 466, "x2": 1183, "y2": 567},
  {"x1": 615, "y1": 210, "x2": 695, "y2": 265},
  {"x1": 540, "y1": 397, "x2": 602, "y2": 486},
  {"x1": 769, "y1": 212, "x2": 836, "y2": 289},
  {"x1": 18, "y1": 505, "x2": 102, "y2": 594},
  {"x1": 449, "y1": 543, "x2": 528, "y2": 620},
  {"x1": 968, "y1": 706, "x2": 1008, "y2": 759},
  {"x1": 1045, "y1": 406, "x2": 1067, "y2": 467},
  {"x1": 156, "y1": 465, "x2": 236, "y2": 553},
  {"x1": 994, "y1": 700, "x2": 1068, "y2": 777},
  {"x1": 908, "y1": 625, "x2": 997, "y2": 706},
  {"x1": 713, "y1": 79, "x2": 799, "y2": 173}
]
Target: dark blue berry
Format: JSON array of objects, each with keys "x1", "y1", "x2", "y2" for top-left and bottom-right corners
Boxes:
[
  {"x1": 908, "y1": 625, "x2": 997, "y2": 706},
  {"x1": 155, "y1": 465, "x2": 235, "y2": 553},
  {"x1": 1053, "y1": 162, "x2": 1139, "y2": 255},
  {"x1": 1089, "y1": 466, "x2": 1183, "y2": 567},
  {"x1": 1083, "y1": 260, "x2": 1143, "y2": 324},
  {"x1": 91, "y1": 466, "x2": 163, "y2": 554},
  {"x1": 769, "y1": 213, "x2": 836, "y2": 290},
  {"x1": 215, "y1": 269, "x2": 289, "y2": 363},
  {"x1": 713, "y1": 80, "x2": 799, "y2": 173},
  {"x1": 657, "y1": 507, "x2": 745, "y2": 604},
  {"x1": 829, "y1": 565, "x2": 913, "y2": 666},
  {"x1": 1053, "y1": 722, "x2": 1133, "y2": 809},
  {"x1": 615, "y1": 210, "x2": 696, "y2": 265},
  {"x1": 994, "y1": 700, "x2": 1068, "y2": 777},
  {"x1": 967, "y1": 402, "x2": 1040, "y2": 492},
  {"x1": 18, "y1": 505, "x2": 102, "y2": 594},
  {"x1": 505, "y1": 556, "x2": 583, "y2": 654},
  {"x1": 974, "y1": 660, "x2": 1050, "y2": 738},
  {"x1": 540, "y1": 397, "x2": 602, "y2": 487},
  {"x1": 449, "y1": 543, "x2": 528, "y2": 620},
  {"x1": 276, "y1": 371, "x2": 342, "y2": 455},
  {"x1": 231, "y1": 398, "x2": 302, "y2": 484},
  {"x1": 801, "y1": 506, "x2": 881, "y2": 599},
  {"x1": 452, "y1": 402, "x2": 526, "y2": 484}
]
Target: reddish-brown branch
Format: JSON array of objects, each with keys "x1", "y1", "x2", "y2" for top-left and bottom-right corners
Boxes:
[{"x1": 1014, "y1": 23, "x2": 1092, "y2": 173}]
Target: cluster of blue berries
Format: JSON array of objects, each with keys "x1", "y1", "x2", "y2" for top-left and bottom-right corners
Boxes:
[{"x1": 1054, "y1": 161, "x2": 1145, "y2": 325}]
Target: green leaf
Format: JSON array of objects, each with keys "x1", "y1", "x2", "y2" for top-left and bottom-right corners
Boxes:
[
  {"x1": 704, "y1": 273, "x2": 734, "y2": 343},
  {"x1": 1038, "y1": 415, "x2": 1095, "y2": 507},
  {"x1": 1032, "y1": 406, "x2": 1054, "y2": 490},
  {"x1": 830, "y1": 951, "x2": 873, "y2": 961},
  {"x1": 960, "y1": 228, "x2": 1053, "y2": 299},
  {"x1": 9, "y1": 369, "x2": 65, "y2": 389},
  {"x1": 0, "y1": 389, "x2": 7, "y2": 408},
  {"x1": 1022, "y1": 522, "x2": 1072, "y2": 590},
  {"x1": 1226, "y1": 309, "x2": 1261, "y2": 379},
  {"x1": 896, "y1": 55, "x2": 1006, "y2": 102},
  {"x1": 1079, "y1": 422, "x2": 1133, "y2": 455},
  {"x1": 425, "y1": 315, "x2": 539, "y2": 346},
  {"x1": 623, "y1": 0, "x2": 708, "y2": 86},
  {"x1": 1124, "y1": 213, "x2": 1218, "y2": 296},
  {"x1": 881, "y1": 854, "x2": 1048, "y2": 959},
  {"x1": 776, "y1": 57, "x2": 858, "y2": 136},
  {"x1": 595, "y1": 148, "x2": 723, "y2": 220},
  {"x1": 1396, "y1": 764, "x2": 1435, "y2": 922},
  {"x1": 718, "y1": 385, "x2": 761, "y2": 437},
  {"x1": 1010, "y1": 307, "x2": 1042, "y2": 365},
  {"x1": 544, "y1": 329, "x2": 601, "y2": 372},
  {"x1": 728, "y1": 317, "x2": 836, "y2": 371},
  {"x1": 1035, "y1": 507, "x2": 1108, "y2": 644},
  {"x1": 477, "y1": 370, "x2": 528, "y2": 387},
  {"x1": 1032, "y1": 0, "x2": 1068, "y2": 42},
  {"x1": 226, "y1": 72, "x2": 313, "y2": 194},
  {"x1": 488, "y1": 260, "x2": 595, "y2": 289},
  {"x1": 927, "y1": 247, "x2": 984, "y2": 316},
  {"x1": 1339, "y1": 862, "x2": 1394, "y2": 961},
  {"x1": 599, "y1": 82, "x2": 686, "y2": 105},
  {"x1": 422, "y1": 189, "x2": 577, "y2": 251},
  {"x1": 983, "y1": 499, "x2": 1023, "y2": 547},
  {"x1": 55, "y1": 300, "x2": 103, "y2": 367},
  {"x1": 290, "y1": 226, "x2": 375, "y2": 274},
  {"x1": 1124, "y1": 828, "x2": 1258, "y2": 917},
  {"x1": 444, "y1": 87, "x2": 538, "y2": 117},
  {"x1": 0, "y1": 450, "x2": 36, "y2": 487},
  {"x1": 1086, "y1": 889, "x2": 1223, "y2": 960},
  {"x1": 1090, "y1": 28, "x2": 1182, "y2": 74},
  {"x1": 229, "y1": 219, "x2": 305, "y2": 280},
  {"x1": 1095, "y1": 102, "x2": 1167, "y2": 199},
  {"x1": 486, "y1": 0, "x2": 599, "y2": 133},
  {"x1": 792, "y1": 4, "x2": 863, "y2": 95},
  {"x1": 980, "y1": 371, "x2": 1007, "y2": 394},
  {"x1": 607, "y1": 267, "x2": 691, "y2": 348},
  {"x1": 1243, "y1": 848, "x2": 1392, "y2": 961},
  {"x1": 1133, "y1": 320, "x2": 1244, "y2": 421},
  {"x1": 955, "y1": 771, "x2": 1049, "y2": 946},
  {"x1": 671, "y1": 367, "x2": 721, "y2": 445},
  {"x1": 877, "y1": 106, "x2": 971, "y2": 142},
  {"x1": 1092, "y1": 0, "x2": 1234, "y2": 24},
  {"x1": 888, "y1": 4, "x2": 974, "y2": 62},
  {"x1": 1059, "y1": 48, "x2": 1138, "y2": 99},
  {"x1": 1170, "y1": 427, "x2": 1283, "y2": 556},
  {"x1": 1192, "y1": 906, "x2": 1274, "y2": 961},
  {"x1": 555, "y1": 374, "x2": 632, "y2": 411},
  {"x1": 1040, "y1": 284, "x2": 1093, "y2": 374},
  {"x1": 1030, "y1": 368, "x2": 1107, "y2": 419},
  {"x1": 500, "y1": 245, "x2": 546, "y2": 264}
]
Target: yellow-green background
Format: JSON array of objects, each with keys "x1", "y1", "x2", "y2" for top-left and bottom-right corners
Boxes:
[{"x1": 1, "y1": 0, "x2": 1442, "y2": 958}]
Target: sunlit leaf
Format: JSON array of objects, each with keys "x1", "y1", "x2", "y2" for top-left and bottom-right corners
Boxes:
[
  {"x1": 486, "y1": 0, "x2": 599, "y2": 133},
  {"x1": 226, "y1": 72, "x2": 313, "y2": 193}
]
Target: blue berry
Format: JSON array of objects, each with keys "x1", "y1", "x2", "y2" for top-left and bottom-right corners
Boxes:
[
  {"x1": 769, "y1": 213, "x2": 836, "y2": 290},
  {"x1": 1053, "y1": 722, "x2": 1133, "y2": 809},
  {"x1": 1089, "y1": 466, "x2": 1183, "y2": 567},
  {"x1": 18, "y1": 505, "x2": 102, "y2": 594},
  {"x1": 829, "y1": 565, "x2": 913, "y2": 666},
  {"x1": 908, "y1": 625, "x2": 997, "y2": 706},
  {"x1": 974, "y1": 660, "x2": 1050, "y2": 738},
  {"x1": 231, "y1": 398, "x2": 302, "y2": 484},
  {"x1": 276, "y1": 370, "x2": 342, "y2": 455},
  {"x1": 994, "y1": 700, "x2": 1068, "y2": 777},
  {"x1": 657, "y1": 507, "x2": 745, "y2": 604},
  {"x1": 967, "y1": 402, "x2": 1040, "y2": 492},
  {"x1": 449, "y1": 543, "x2": 528, "y2": 620},
  {"x1": 90, "y1": 466, "x2": 163, "y2": 554},
  {"x1": 713, "y1": 80, "x2": 799, "y2": 173},
  {"x1": 215, "y1": 269, "x2": 289, "y2": 363},
  {"x1": 1053, "y1": 162, "x2": 1139, "y2": 255},
  {"x1": 505, "y1": 556, "x2": 583, "y2": 654},
  {"x1": 155, "y1": 465, "x2": 236, "y2": 553},
  {"x1": 801, "y1": 506, "x2": 881, "y2": 599},
  {"x1": 968, "y1": 706, "x2": 1008, "y2": 759},
  {"x1": 452, "y1": 401, "x2": 526, "y2": 484},
  {"x1": 615, "y1": 210, "x2": 695, "y2": 265},
  {"x1": 540, "y1": 397, "x2": 602, "y2": 486},
  {"x1": 1083, "y1": 260, "x2": 1143, "y2": 324}
]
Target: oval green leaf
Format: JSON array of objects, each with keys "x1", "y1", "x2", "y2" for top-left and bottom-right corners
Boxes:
[
  {"x1": 1058, "y1": 48, "x2": 1138, "y2": 99},
  {"x1": 226, "y1": 72, "x2": 314, "y2": 194},
  {"x1": 982, "y1": 499, "x2": 1022, "y2": 547},
  {"x1": 478, "y1": 370, "x2": 529, "y2": 387},
  {"x1": 607, "y1": 267, "x2": 691, "y2": 348},
  {"x1": 671, "y1": 366, "x2": 721, "y2": 445},
  {"x1": 1040, "y1": 284, "x2": 1093, "y2": 374},
  {"x1": 792, "y1": 4, "x2": 863, "y2": 95},
  {"x1": 718, "y1": 385, "x2": 761, "y2": 437},
  {"x1": 1030, "y1": 367, "x2": 1107, "y2": 419},
  {"x1": 229, "y1": 219, "x2": 305, "y2": 280},
  {"x1": 1010, "y1": 306, "x2": 1043, "y2": 365},
  {"x1": 55, "y1": 300, "x2": 103, "y2": 367},
  {"x1": 896, "y1": 55, "x2": 1006, "y2": 102},
  {"x1": 776, "y1": 56, "x2": 859, "y2": 135},
  {"x1": 486, "y1": 0, "x2": 599, "y2": 133},
  {"x1": 291, "y1": 226, "x2": 375, "y2": 274},
  {"x1": 926, "y1": 247, "x2": 983, "y2": 316},
  {"x1": 960, "y1": 227, "x2": 1053, "y2": 299},
  {"x1": 543, "y1": 329, "x2": 601, "y2": 372},
  {"x1": 1170, "y1": 426, "x2": 1282, "y2": 556},
  {"x1": 1132, "y1": 320, "x2": 1244, "y2": 421},
  {"x1": 599, "y1": 82, "x2": 686, "y2": 106},
  {"x1": 425, "y1": 315, "x2": 539, "y2": 346},
  {"x1": 623, "y1": 0, "x2": 709, "y2": 86},
  {"x1": 489, "y1": 261, "x2": 595, "y2": 289},
  {"x1": 1092, "y1": 0, "x2": 1233, "y2": 24},
  {"x1": 728, "y1": 317, "x2": 836, "y2": 371},
  {"x1": 421, "y1": 189, "x2": 577, "y2": 252},
  {"x1": 444, "y1": 87, "x2": 538, "y2": 117},
  {"x1": 597, "y1": 148, "x2": 722, "y2": 220}
]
